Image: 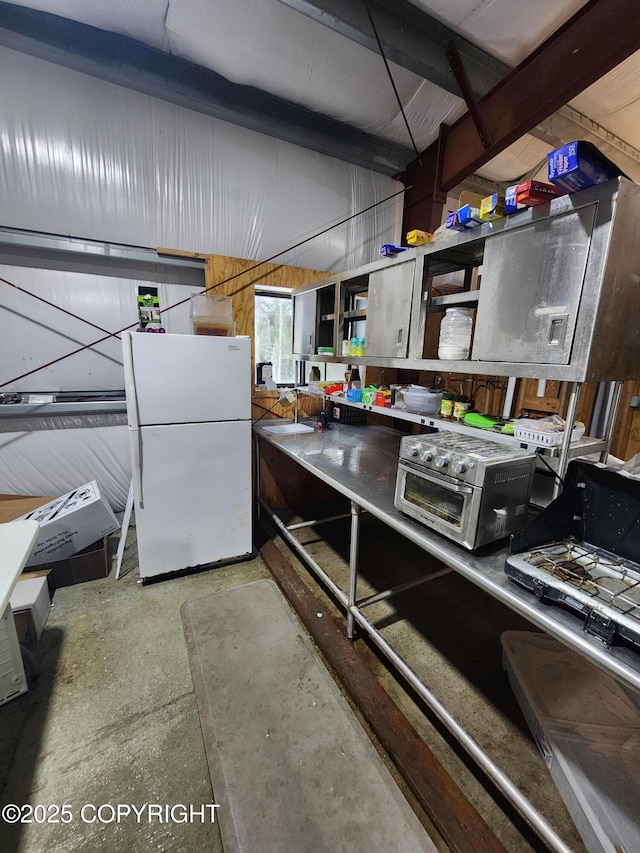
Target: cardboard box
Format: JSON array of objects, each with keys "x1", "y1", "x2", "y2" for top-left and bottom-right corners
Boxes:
[
  {"x1": 406, "y1": 229, "x2": 432, "y2": 246},
  {"x1": 445, "y1": 211, "x2": 459, "y2": 230},
  {"x1": 0, "y1": 494, "x2": 55, "y2": 525},
  {"x1": 456, "y1": 204, "x2": 483, "y2": 228},
  {"x1": 458, "y1": 191, "x2": 485, "y2": 209},
  {"x1": 480, "y1": 193, "x2": 505, "y2": 221},
  {"x1": 379, "y1": 244, "x2": 407, "y2": 256},
  {"x1": 10, "y1": 576, "x2": 50, "y2": 644},
  {"x1": 515, "y1": 180, "x2": 565, "y2": 207},
  {"x1": 547, "y1": 141, "x2": 622, "y2": 193},
  {"x1": 504, "y1": 185, "x2": 523, "y2": 214},
  {"x1": 38, "y1": 538, "x2": 111, "y2": 588},
  {"x1": 16, "y1": 481, "x2": 119, "y2": 568}
]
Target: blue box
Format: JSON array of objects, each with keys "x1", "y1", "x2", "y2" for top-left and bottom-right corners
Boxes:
[
  {"x1": 456, "y1": 204, "x2": 483, "y2": 228},
  {"x1": 504, "y1": 185, "x2": 521, "y2": 214},
  {"x1": 547, "y1": 141, "x2": 621, "y2": 193},
  {"x1": 445, "y1": 211, "x2": 459, "y2": 230},
  {"x1": 380, "y1": 244, "x2": 407, "y2": 256}
]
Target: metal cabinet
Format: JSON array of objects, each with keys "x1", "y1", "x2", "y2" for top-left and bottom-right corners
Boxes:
[
  {"x1": 292, "y1": 288, "x2": 317, "y2": 355},
  {"x1": 472, "y1": 205, "x2": 597, "y2": 365},
  {"x1": 292, "y1": 178, "x2": 640, "y2": 382},
  {"x1": 365, "y1": 261, "x2": 415, "y2": 357},
  {"x1": 292, "y1": 282, "x2": 336, "y2": 355},
  {"x1": 469, "y1": 178, "x2": 640, "y2": 381}
]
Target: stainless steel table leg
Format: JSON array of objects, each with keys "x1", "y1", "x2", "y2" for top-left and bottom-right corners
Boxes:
[
  {"x1": 553, "y1": 381, "x2": 581, "y2": 499},
  {"x1": 599, "y1": 380, "x2": 623, "y2": 463},
  {"x1": 346, "y1": 501, "x2": 361, "y2": 640}
]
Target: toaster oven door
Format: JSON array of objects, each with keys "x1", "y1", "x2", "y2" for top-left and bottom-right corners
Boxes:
[{"x1": 394, "y1": 461, "x2": 482, "y2": 550}]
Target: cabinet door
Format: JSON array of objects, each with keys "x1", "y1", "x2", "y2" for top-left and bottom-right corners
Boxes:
[
  {"x1": 293, "y1": 289, "x2": 317, "y2": 354},
  {"x1": 472, "y1": 205, "x2": 597, "y2": 364},
  {"x1": 365, "y1": 261, "x2": 415, "y2": 357}
]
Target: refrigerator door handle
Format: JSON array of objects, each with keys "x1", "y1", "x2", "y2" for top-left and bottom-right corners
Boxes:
[
  {"x1": 123, "y1": 331, "x2": 140, "y2": 430},
  {"x1": 132, "y1": 427, "x2": 144, "y2": 509}
]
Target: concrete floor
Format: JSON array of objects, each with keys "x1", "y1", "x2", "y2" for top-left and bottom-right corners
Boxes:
[
  {"x1": 277, "y1": 507, "x2": 587, "y2": 852},
  {"x1": 0, "y1": 517, "x2": 586, "y2": 853},
  {"x1": 0, "y1": 530, "x2": 270, "y2": 853}
]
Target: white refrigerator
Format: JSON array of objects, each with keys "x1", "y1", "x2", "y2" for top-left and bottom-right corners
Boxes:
[{"x1": 122, "y1": 332, "x2": 253, "y2": 581}]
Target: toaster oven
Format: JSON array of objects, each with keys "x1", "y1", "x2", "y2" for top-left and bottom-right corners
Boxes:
[{"x1": 394, "y1": 433, "x2": 536, "y2": 550}]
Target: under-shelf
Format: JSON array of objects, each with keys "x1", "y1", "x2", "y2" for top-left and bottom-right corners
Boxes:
[
  {"x1": 424, "y1": 291, "x2": 480, "y2": 310},
  {"x1": 309, "y1": 391, "x2": 605, "y2": 456}
]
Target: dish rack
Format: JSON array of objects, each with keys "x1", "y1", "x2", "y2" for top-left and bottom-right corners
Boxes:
[{"x1": 513, "y1": 424, "x2": 585, "y2": 447}]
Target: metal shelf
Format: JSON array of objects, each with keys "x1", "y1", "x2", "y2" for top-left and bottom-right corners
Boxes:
[
  {"x1": 0, "y1": 400, "x2": 127, "y2": 417},
  {"x1": 424, "y1": 291, "x2": 480, "y2": 310},
  {"x1": 314, "y1": 392, "x2": 601, "y2": 455}
]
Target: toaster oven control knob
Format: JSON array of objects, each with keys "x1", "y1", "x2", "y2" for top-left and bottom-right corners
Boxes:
[
  {"x1": 419, "y1": 449, "x2": 433, "y2": 462},
  {"x1": 451, "y1": 459, "x2": 467, "y2": 475},
  {"x1": 434, "y1": 454, "x2": 450, "y2": 468}
]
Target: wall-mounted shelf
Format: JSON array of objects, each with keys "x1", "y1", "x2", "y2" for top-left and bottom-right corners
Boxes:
[
  {"x1": 313, "y1": 391, "x2": 605, "y2": 457},
  {"x1": 293, "y1": 178, "x2": 640, "y2": 383}
]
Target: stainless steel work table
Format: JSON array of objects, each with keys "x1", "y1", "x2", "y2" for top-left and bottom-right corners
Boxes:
[{"x1": 254, "y1": 420, "x2": 640, "y2": 853}]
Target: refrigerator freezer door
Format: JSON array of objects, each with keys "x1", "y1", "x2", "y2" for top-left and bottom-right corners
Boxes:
[
  {"x1": 124, "y1": 333, "x2": 251, "y2": 426},
  {"x1": 133, "y1": 421, "x2": 252, "y2": 579}
]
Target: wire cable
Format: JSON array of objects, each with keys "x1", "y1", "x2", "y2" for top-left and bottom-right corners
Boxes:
[
  {"x1": 0, "y1": 275, "x2": 122, "y2": 340},
  {"x1": 362, "y1": 0, "x2": 421, "y2": 163},
  {"x1": 0, "y1": 184, "x2": 409, "y2": 390},
  {"x1": 536, "y1": 449, "x2": 565, "y2": 487},
  {"x1": 252, "y1": 398, "x2": 287, "y2": 424}
]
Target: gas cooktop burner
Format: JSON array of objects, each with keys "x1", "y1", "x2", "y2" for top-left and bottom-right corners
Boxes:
[{"x1": 506, "y1": 539, "x2": 640, "y2": 647}]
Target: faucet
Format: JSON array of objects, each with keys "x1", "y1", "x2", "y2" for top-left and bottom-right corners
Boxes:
[{"x1": 278, "y1": 387, "x2": 300, "y2": 423}]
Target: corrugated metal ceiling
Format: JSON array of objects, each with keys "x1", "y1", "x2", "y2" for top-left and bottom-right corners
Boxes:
[{"x1": 7, "y1": 0, "x2": 640, "y2": 185}]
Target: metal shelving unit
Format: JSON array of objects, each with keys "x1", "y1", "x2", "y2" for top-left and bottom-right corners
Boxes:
[{"x1": 312, "y1": 390, "x2": 606, "y2": 457}]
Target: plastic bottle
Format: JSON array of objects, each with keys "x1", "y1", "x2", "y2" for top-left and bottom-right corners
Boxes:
[{"x1": 438, "y1": 308, "x2": 472, "y2": 360}]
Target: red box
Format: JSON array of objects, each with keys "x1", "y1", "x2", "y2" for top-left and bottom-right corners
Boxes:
[{"x1": 515, "y1": 180, "x2": 565, "y2": 207}]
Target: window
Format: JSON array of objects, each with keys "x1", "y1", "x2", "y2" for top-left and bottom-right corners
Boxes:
[
  {"x1": 255, "y1": 286, "x2": 351, "y2": 385},
  {"x1": 254, "y1": 287, "x2": 295, "y2": 384}
]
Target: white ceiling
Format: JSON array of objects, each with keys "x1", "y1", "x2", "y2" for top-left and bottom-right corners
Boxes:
[{"x1": 9, "y1": 0, "x2": 640, "y2": 185}]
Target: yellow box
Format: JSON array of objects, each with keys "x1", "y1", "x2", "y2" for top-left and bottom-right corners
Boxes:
[
  {"x1": 406, "y1": 229, "x2": 433, "y2": 246},
  {"x1": 479, "y1": 193, "x2": 505, "y2": 221}
]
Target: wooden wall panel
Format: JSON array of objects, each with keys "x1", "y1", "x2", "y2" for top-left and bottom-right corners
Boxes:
[
  {"x1": 612, "y1": 381, "x2": 640, "y2": 460},
  {"x1": 204, "y1": 254, "x2": 328, "y2": 422},
  {"x1": 258, "y1": 438, "x2": 337, "y2": 510},
  {"x1": 514, "y1": 379, "x2": 598, "y2": 431},
  {"x1": 160, "y1": 248, "x2": 328, "y2": 424}
]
